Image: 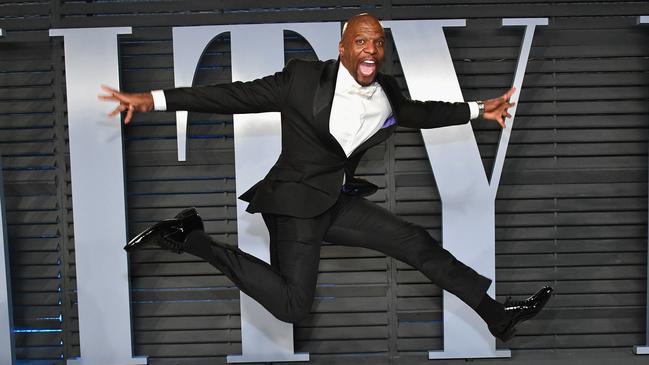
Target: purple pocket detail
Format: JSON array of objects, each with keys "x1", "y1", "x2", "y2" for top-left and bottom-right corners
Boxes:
[{"x1": 382, "y1": 115, "x2": 396, "y2": 129}]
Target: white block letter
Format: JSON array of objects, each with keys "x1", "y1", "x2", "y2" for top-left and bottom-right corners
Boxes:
[
  {"x1": 385, "y1": 18, "x2": 545, "y2": 359},
  {"x1": 172, "y1": 22, "x2": 339, "y2": 363},
  {"x1": 49, "y1": 27, "x2": 147, "y2": 365}
]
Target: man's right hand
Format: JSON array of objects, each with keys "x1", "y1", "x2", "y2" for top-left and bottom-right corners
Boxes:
[{"x1": 98, "y1": 85, "x2": 154, "y2": 124}]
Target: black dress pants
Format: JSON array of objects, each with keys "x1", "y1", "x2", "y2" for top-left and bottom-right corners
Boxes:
[{"x1": 183, "y1": 194, "x2": 492, "y2": 324}]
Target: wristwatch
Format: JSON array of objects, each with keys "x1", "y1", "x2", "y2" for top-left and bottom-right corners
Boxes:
[{"x1": 476, "y1": 100, "x2": 485, "y2": 119}]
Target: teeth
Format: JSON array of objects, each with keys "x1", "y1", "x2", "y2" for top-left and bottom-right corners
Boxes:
[{"x1": 362, "y1": 60, "x2": 375, "y2": 64}]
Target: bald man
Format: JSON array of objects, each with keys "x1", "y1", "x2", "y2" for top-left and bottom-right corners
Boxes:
[{"x1": 102, "y1": 13, "x2": 552, "y2": 342}]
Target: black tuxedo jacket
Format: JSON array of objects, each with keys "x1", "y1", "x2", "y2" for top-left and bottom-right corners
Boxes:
[{"x1": 164, "y1": 59, "x2": 470, "y2": 218}]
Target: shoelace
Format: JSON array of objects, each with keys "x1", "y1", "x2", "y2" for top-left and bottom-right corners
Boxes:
[{"x1": 504, "y1": 296, "x2": 528, "y2": 308}]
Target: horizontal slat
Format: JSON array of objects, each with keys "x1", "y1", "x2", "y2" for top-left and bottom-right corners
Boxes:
[
  {"x1": 134, "y1": 329, "x2": 240, "y2": 344},
  {"x1": 133, "y1": 343, "x2": 241, "y2": 357},
  {"x1": 392, "y1": 3, "x2": 649, "y2": 19}
]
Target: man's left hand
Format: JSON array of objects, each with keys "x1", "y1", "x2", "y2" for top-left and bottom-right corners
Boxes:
[{"x1": 482, "y1": 87, "x2": 516, "y2": 128}]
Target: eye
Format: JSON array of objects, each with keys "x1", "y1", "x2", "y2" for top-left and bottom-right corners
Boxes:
[
  {"x1": 355, "y1": 38, "x2": 365, "y2": 45},
  {"x1": 376, "y1": 40, "x2": 384, "y2": 47}
]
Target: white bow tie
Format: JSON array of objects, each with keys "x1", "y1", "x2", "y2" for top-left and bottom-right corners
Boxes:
[{"x1": 347, "y1": 83, "x2": 378, "y2": 98}]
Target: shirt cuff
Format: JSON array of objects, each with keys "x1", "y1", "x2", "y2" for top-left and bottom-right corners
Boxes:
[
  {"x1": 151, "y1": 90, "x2": 167, "y2": 111},
  {"x1": 467, "y1": 101, "x2": 479, "y2": 120}
]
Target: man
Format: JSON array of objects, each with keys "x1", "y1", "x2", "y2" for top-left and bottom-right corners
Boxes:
[{"x1": 100, "y1": 13, "x2": 552, "y2": 342}]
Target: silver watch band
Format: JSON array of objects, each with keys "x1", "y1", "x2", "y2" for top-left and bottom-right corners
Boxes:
[{"x1": 477, "y1": 100, "x2": 485, "y2": 118}]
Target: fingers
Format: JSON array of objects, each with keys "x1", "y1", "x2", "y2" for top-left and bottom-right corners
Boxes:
[
  {"x1": 498, "y1": 109, "x2": 512, "y2": 128},
  {"x1": 100, "y1": 85, "x2": 138, "y2": 124},
  {"x1": 108, "y1": 104, "x2": 126, "y2": 117},
  {"x1": 108, "y1": 104, "x2": 136, "y2": 125},
  {"x1": 484, "y1": 106, "x2": 510, "y2": 129},
  {"x1": 503, "y1": 102, "x2": 515, "y2": 118},
  {"x1": 98, "y1": 85, "x2": 120, "y2": 103},
  {"x1": 486, "y1": 88, "x2": 517, "y2": 111},
  {"x1": 107, "y1": 102, "x2": 136, "y2": 125},
  {"x1": 502, "y1": 87, "x2": 516, "y2": 101},
  {"x1": 497, "y1": 101, "x2": 515, "y2": 115},
  {"x1": 99, "y1": 85, "x2": 118, "y2": 100},
  {"x1": 501, "y1": 101, "x2": 515, "y2": 113},
  {"x1": 100, "y1": 84, "x2": 123, "y2": 99},
  {"x1": 100, "y1": 84, "x2": 118, "y2": 94},
  {"x1": 482, "y1": 87, "x2": 517, "y2": 129},
  {"x1": 100, "y1": 84, "x2": 132, "y2": 104},
  {"x1": 124, "y1": 105, "x2": 135, "y2": 125},
  {"x1": 98, "y1": 94, "x2": 120, "y2": 102}
]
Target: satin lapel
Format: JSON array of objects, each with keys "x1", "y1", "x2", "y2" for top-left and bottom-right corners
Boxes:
[
  {"x1": 312, "y1": 60, "x2": 345, "y2": 156},
  {"x1": 312, "y1": 60, "x2": 337, "y2": 117},
  {"x1": 377, "y1": 73, "x2": 399, "y2": 118}
]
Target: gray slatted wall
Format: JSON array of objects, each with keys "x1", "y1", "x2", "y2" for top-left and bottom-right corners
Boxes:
[
  {"x1": 1, "y1": 1, "x2": 67, "y2": 362},
  {"x1": 0, "y1": 1, "x2": 648, "y2": 364}
]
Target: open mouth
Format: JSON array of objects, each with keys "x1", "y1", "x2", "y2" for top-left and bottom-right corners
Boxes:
[{"x1": 358, "y1": 59, "x2": 376, "y2": 76}]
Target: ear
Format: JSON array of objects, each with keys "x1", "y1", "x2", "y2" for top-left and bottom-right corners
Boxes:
[{"x1": 338, "y1": 41, "x2": 344, "y2": 56}]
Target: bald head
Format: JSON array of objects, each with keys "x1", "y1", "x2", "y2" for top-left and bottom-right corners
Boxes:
[
  {"x1": 341, "y1": 13, "x2": 384, "y2": 42},
  {"x1": 338, "y1": 13, "x2": 386, "y2": 86}
]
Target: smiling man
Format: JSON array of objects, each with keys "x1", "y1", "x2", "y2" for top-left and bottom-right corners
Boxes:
[{"x1": 100, "y1": 13, "x2": 552, "y2": 342}]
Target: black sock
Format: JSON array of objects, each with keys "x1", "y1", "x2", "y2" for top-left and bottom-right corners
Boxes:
[{"x1": 475, "y1": 293, "x2": 509, "y2": 330}]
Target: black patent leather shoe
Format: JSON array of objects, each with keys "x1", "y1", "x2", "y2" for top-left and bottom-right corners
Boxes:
[
  {"x1": 124, "y1": 207, "x2": 204, "y2": 253},
  {"x1": 490, "y1": 286, "x2": 554, "y2": 342}
]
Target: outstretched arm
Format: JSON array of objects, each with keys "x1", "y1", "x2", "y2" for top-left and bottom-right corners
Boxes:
[
  {"x1": 98, "y1": 85, "x2": 154, "y2": 124},
  {"x1": 383, "y1": 73, "x2": 515, "y2": 129},
  {"x1": 395, "y1": 86, "x2": 516, "y2": 130},
  {"x1": 99, "y1": 60, "x2": 297, "y2": 124}
]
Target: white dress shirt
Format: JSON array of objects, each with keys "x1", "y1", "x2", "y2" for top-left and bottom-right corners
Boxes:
[{"x1": 329, "y1": 65, "x2": 393, "y2": 157}]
